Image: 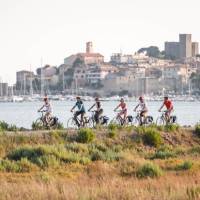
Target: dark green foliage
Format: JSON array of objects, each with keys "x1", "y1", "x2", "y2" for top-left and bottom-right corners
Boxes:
[
  {"x1": 195, "y1": 124, "x2": 200, "y2": 137},
  {"x1": 165, "y1": 124, "x2": 180, "y2": 132},
  {"x1": 175, "y1": 161, "x2": 193, "y2": 171},
  {"x1": 142, "y1": 128, "x2": 162, "y2": 148},
  {"x1": 136, "y1": 163, "x2": 163, "y2": 178},
  {"x1": 77, "y1": 128, "x2": 95, "y2": 143}
]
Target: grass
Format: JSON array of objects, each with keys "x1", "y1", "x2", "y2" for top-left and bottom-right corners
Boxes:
[
  {"x1": 136, "y1": 162, "x2": 163, "y2": 178},
  {"x1": 77, "y1": 128, "x2": 95, "y2": 143},
  {"x1": 0, "y1": 126, "x2": 199, "y2": 199},
  {"x1": 142, "y1": 127, "x2": 162, "y2": 148}
]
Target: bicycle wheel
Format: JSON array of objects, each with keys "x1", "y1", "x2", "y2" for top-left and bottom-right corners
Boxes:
[
  {"x1": 110, "y1": 117, "x2": 121, "y2": 126},
  {"x1": 156, "y1": 117, "x2": 165, "y2": 126},
  {"x1": 34, "y1": 118, "x2": 44, "y2": 130},
  {"x1": 132, "y1": 117, "x2": 140, "y2": 127},
  {"x1": 85, "y1": 117, "x2": 94, "y2": 128},
  {"x1": 67, "y1": 117, "x2": 78, "y2": 129},
  {"x1": 144, "y1": 116, "x2": 154, "y2": 126}
]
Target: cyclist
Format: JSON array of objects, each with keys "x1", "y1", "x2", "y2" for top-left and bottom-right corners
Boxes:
[
  {"x1": 88, "y1": 97, "x2": 103, "y2": 124},
  {"x1": 114, "y1": 98, "x2": 127, "y2": 125},
  {"x1": 71, "y1": 96, "x2": 86, "y2": 127},
  {"x1": 38, "y1": 97, "x2": 52, "y2": 125},
  {"x1": 158, "y1": 96, "x2": 174, "y2": 123},
  {"x1": 134, "y1": 96, "x2": 148, "y2": 125}
]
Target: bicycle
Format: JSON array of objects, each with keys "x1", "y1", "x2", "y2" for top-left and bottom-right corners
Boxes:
[
  {"x1": 88, "y1": 111, "x2": 109, "y2": 128},
  {"x1": 67, "y1": 111, "x2": 92, "y2": 129},
  {"x1": 110, "y1": 110, "x2": 127, "y2": 126},
  {"x1": 127, "y1": 111, "x2": 154, "y2": 127},
  {"x1": 35, "y1": 111, "x2": 59, "y2": 129},
  {"x1": 156, "y1": 111, "x2": 177, "y2": 126}
]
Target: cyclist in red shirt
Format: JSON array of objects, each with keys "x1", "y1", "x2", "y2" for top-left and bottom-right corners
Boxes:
[
  {"x1": 158, "y1": 96, "x2": 173, "y2": 122},
  {"x1": 114, "y1": 98, "x2": 127, "y2": 123}
]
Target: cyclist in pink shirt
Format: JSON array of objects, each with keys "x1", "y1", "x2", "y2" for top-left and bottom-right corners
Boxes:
[{"x1": 114, "y1": 98, "x2": 127, "y2": 122}]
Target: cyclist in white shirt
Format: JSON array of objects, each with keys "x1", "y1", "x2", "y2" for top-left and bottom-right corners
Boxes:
[
  {"x1": 134, "y1": 96, "x2": 148, "y2": 125},
  {"x1": 38, "y1": 97, "x2": 52, "y2": 124}
]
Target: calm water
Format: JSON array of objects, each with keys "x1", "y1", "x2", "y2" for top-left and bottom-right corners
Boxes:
[{"x1": 0, "y1": 101, "x2": 199, "y2": 128}]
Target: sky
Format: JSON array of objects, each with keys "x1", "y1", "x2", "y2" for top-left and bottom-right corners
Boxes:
[{"x1": 0, "y1": 0, "x2": 200, "y2": 84}]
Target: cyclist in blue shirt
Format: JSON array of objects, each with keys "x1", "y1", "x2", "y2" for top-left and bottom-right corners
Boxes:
[{"x1": 71, "y1": 96, "x2": 86, "y2": 127}]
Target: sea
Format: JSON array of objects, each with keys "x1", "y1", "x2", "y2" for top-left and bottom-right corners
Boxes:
[{"x1": 0, "y1": 101, "x2": 199, "y2": 129}]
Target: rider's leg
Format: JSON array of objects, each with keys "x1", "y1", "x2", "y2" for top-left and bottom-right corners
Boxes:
[
  {"x1": 74, "y1": 111, "x2": 81, "y2": 127},
  {"x1": 94, "y1": 111, "x2": 99, "y2": 124},
  {"x1": 81, "y1": 112, "x2": 85, "y2": 127}
]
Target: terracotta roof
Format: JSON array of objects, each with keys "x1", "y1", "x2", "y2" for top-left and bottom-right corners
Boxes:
[{"x1": 77, "y1": 53, "x2": 104, "y2": 58}]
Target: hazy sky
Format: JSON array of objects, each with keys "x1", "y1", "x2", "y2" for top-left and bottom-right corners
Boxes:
[{"x1": 0, "y1": 0, "x2": 200, "y2": 84}]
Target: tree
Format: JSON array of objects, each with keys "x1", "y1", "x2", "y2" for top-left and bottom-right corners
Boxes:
[{"x1": 138, "y1": 46, "x2": 161, "y2": 58}]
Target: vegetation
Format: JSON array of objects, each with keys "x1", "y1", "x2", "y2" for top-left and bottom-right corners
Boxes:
[
  {"x1": 195, "y1": 124, "x2": 200, "y2": 136},
  {"x1": 142, "y1": 128, "x2": 162, "y2": 147},
  {"x1": 77, "y1": 128, "x2": 95, "y2": 143},
  {"x1": 136, "y1": 163, "x2": 163, "y2": 178},
  {"x1": 0, "y1": 125, "x2": 200, "y2": 199}
]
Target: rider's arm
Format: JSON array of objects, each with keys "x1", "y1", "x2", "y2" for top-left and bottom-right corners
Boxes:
[
  {"x1": 158, "y1": 104, "x2": 164, "y2": 112},
  {"x1": 134, "y1": 104, "x2": 139, "y2": 111},
  {"x1": 38, "y1": 105, "x2": 44, "y2": 112},
  {"x1": 114, "y1": 104, "x2": 120, "y2": 111},
  {"x1": 88, "y1": 104, "x2": 95, "y2": 111},
  {"x1": 71, "y1": 104, "x2": 76, "y2": 112}
]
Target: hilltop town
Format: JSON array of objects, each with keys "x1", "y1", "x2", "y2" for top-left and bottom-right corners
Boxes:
[{"x1": 1, "y1": 33, "x2": 200, "y2": 98}]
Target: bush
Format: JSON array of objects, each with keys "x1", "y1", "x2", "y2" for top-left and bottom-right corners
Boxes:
[
  {"x1": 77, "y1": 128, "x2": 95, "y2": 143},
  {"x1": 165, "y1": 124, "x2": 180, "y2": 132},
  {"x1": 0, "y1": 121, "x2": 9, "y2": 131},
  {"x1": 0, "y1": 121, "x2": 19, "y2": 131},
  {"x1": 108, "y1": 130, "x2": 117, "y2": 138},
  {"x1": 32, "y1": 121, "x2": 43, "y2": 130},
  {"x1": 90, "y1": 149, "x2": 120, "y2": 162},
  {"x1": 142, "y1": 128, "x2": 162, "y2": 148},
  {"x1": 195, "y1": 124, "x2": 200, "y2": 137},
  {"x1": 108, "y1": 123, "x2": 119, "y2": 131},
  {"x1": 56, "y1": 122, "x2": 64, "y2": 130},
  {"x1": 175, "y1": 161, "x2": 193, "y2": 171},
  {"x1": 151, "y1": 146, "x2": 176, "y2": 159},
  {"x1": 0, "y1": 159, "x2": 19, "y2": 172},
  {"x1": 136, "y1": 163, "x2": 163, "y2": 178},
  {"x1": 151, "y1": 150, "x2": 176, "y2": 160}
]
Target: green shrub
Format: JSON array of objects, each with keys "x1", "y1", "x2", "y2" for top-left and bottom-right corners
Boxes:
[
  {"x1": 0, "y1": 121, "x2": 19, "y2": 131},
  {"x1": 188, "y1": 146, "x2": 200, "y2": 155},
  {"x1": 108, "y1": 123, "x2": 118, "y2": 131},
  {"x1": 77, "y1": 128, "x2": 95, "y2": 143},
  {"x1": 0, "y1": 159, "x2": 21, "y2": 172},
  {"x1": 32, "y1": 121, "x2": 44, "y2": 130},
  {"x1": 108, "y1": 130, "x2": 117, "y2": 138},
  {"x1": 151, "y1": 150, "x2": 176, "y2": 160},
  {"x1": 151, "y1": 146, "x2": 176, "y2": 159},
  {"x1": 175, "y1": 161, "x2": 193, "y2": 171},
  {"x1": 142, "y1": 128, "x2": 162, "y2": 148},
  {"x1": 195, "y1": 124, "x2": 200, "y2": 137},
  {"x1": 90, "y1": 149, "x2": 120, "y2": 162},
  {"x1": 17, "y1": 158, "x2": 38, "y2": 172},
  {"x1": 136, "y1": 163, "x2": 163, "y2": 178},
  {"x1": 56, "y1": 122, "x2": 64, "y2": 130},
  {"x1": 165, "y1": 124, "x2": 180, "y2": 132},
  {"x1": 0, "y1": 121, "x2": 9, "y2": 130},
  {"x1": 34, "y1": 155, "x2": 60, "y2": 169}
]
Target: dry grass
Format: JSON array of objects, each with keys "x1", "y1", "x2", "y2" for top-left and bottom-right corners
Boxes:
[{"x1": 0, "y1": 127, "x2": 200, "y2": 200}]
